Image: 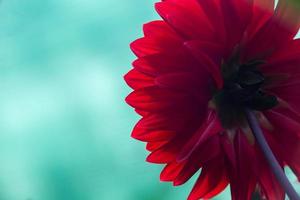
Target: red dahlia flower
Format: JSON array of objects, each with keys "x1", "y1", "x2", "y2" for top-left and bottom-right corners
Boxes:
[{"x1": 125, "y1": 0, "x2": 300, "y2": 199}]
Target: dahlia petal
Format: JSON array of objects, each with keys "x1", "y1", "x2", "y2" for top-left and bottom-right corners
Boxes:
[
  {"x1": 266, "y1": 74, "x2": 300, "y2": 89},
  {"x1": 187, "y1": 158, "x2": 228, "y2": 200},
  {"x1": 155, "y1": 2, "x2": 215, "y2": 40},
  {"x1": 257, "y1": 156, "x2": 285, "y2": 200},
  {"x1": 265, "y1": 110, "x2": 300, "y2": 139},
  {"x1": 221, "y1": 135, "x2": 237, "y2": 169},
  {"x1": 173, "y1": 164, "x2": 200, "y2": 186},
  {"x1": 134, "y1": 109, "x2": 149, "y2": 117},
  {"x1": 272, "y1": 105, "x2": 300, "y2": 125},
  {"x1": 220, "y1": 0, "x2": 253, "y2": 50},
  {"x1": 155, "y1": 72, "x2": 211, "y2": 100},
  {"x1": 196, "y1": 0, "x2": 226, "y2": 43},
  {"x1": 167, "y1": 0, "x2": 226, "y2": 42},
  {"x1": 276, "y1": 39, "x2": 300, "y2": 56},
  {"x1": 165, "y1": 0, "x2": 202, "y2": 10},
  {"x1": 160, "y1": 161, "x2": 185, "y2": 182},
  {"x1": 146, "y1": 144, "x2": 177, "y2": 164},
  {"x1": 266, "y1": 83, "x2": 300, "y2": 115},
  {"x1": 126, "y1": 86, "x2": 189, "y2": 112},
  {"x1": 146, "y1": 141, "x2": 167, "y2": 152},
  {"x1": 146, "y1": 120, "x2": 208, "y2": 163},
  {"x1": 132, "y1": 53, "x2": 192, "y2": 76},
  {"x1": 130, "y1": 38, "x2": 161, "y2": 57},
  {"x1": 130, "y1": 36, "x2": 181, "y2": 58},
  {"x1": 253, "y1": 0, "x2": 274, "y2": 10},
  {"x1": 177, "y1": 110, "x2": 222, "y2": 162},
  {"x1": 184, "y1": 40, "x2": 224, "y2": 64},
  {"x1": 241, "y1": 0, "x2": 274, "y2": 58},
  {"x1": 143, "y1": 20, "x2": 177, "y2": 38},
  {"x1": 260, "y1": 128, "x2": 284, "y2": 163},
  {"x1": 132, "y1": 129, "x2": 175, "y2": 142},
  {"x1": 263, "y1": 39, "x2": 300, "y2": 72},
  {"x1": 124, "y1": 69, "x2": 154, "y2": 90},
  {"x1": 184, "y1": 41, "x2": 223, "y2": 89},
  {"x1": 174, "y1": 135, "x2": 222, "y2": 186},
  {"x1": 135, "y1": 114, "x2": 181, "y2": 130},
  {"x1": 155, "y1": 72, "x2": 199, "y2": 89},
  {"x1": 134, "y1": 118, "x2": 164, "y2": 130},
  {"x1": 245, "y1": 2, "x2": 300, "y2": 59},
  {"x1": 264, "y1": 111, "x2": 300, "y2": 181},
  {"x1": 230, "y1": 133, "x2": 257, "y2": 200},
  {"x1": 248, "y1": 0, "x2": 274, "y2": 30},
  {"x1": 146, "y1": 120, "x2": 206, "y2": 163},
  {"x1": 201, "y1": 178, "x2": 228, "y2": 199}
]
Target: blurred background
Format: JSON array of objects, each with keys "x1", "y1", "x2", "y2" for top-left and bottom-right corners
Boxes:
[{"x1": 0, "y1": 0, "x2": 298, "y2": 200}]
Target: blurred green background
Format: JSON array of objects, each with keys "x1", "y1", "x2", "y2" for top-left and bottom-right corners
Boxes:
[{"x1": 0, "y1": 0, "x2": 298, "y2": 200}]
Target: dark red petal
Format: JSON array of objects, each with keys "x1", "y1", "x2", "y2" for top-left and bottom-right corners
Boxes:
[
  {"x1": 155, "y1": 1, "x2": 215, "y2": 40},
  {"x1": 132, "y1": 53, "x2": 192, "y2": 76},
  {"x1": 174, "y1": 164, "x2": 200, "y2": 187},
  {"x1": 130, "y1": 38, "x2": 161, "y2": 57},
  {"x1": 221, "y1": 135, "x2": 237, "y2": 169},
  {"x1": 184, "y1": 40, "x2": 223, "y2": 89},
  {"x1": 134, "y1": 109, "x2": 149, "y2": 117},
  {"x1": 155, "y1": 72, "x2": 211, "y2": 101},
  {"x1": 124, "y1": 69, "x2": 154, "y2": 90},
  {"x1": 265, "y1": 110, "x2": 300, "y2": 139},
  {"x1": 130, "y1": 36, "x2": 181, "y2": 58},
  {"x1": 146, "y1": 109, "x2": 210, "y2": 164},
  {"x1": 242, "y1": 0, "x2": 274, "y2": 56},
  {"x1": 177, "y1": 110, "x2": 222, "y2": 162},
  {"x1": 184, "y1": 39, "x2": 225, "y2": 64},
  {"x1": 165, "y1": 0, "x2": 204, "y2": 10},
  {"x1": 155, "y1": 72, "x2": 199, "y2": 89},
  {"x1": 146, "y1": 144, "x2": 177, "y2": 164},
  {"x1": 166, "y1": 0, "x2": 226, "y2": 43},
  {"x1": 146, "y1": 141, "x2": 167, "y2": 152},
  {"x1": 254, "y1": 130, "x2": 285, "y2": 199},
  {"x1": 244, "y1": 1, "x2": 300, "y2": 59},
  {"x1": 132, "y1": 129, "x2": 175, "y2": 142},
  {"x1": 261, "y1": 41, "x2": 300, "y2": 91},
  {"x1": 248, "y1": 39, "x2": 300, "y2": 92},
  {"x1": 264, "y1": 110, "x2": 300, "y2": 181},
  {"x1": 196, "y1": 0, "x2": 226, "y2": 43},
  {"x1": 229, "y1": 132, "x2": 257, "y2": 200},
  {"x1": 220, "y1": 0, "x2": 254, "y2": 51},
  {"x1": 262, "y1": 39, "x2": 300, "y2": 74},
  {"x1": 133, "y1": 108, "x2": 198, "y2": 132},
  {"x1": 160, "y1": 161, "x2": 185, "y2": 182},
  {"x1": 253, "y1": 0, "x2": 274, "y2": 10},
  {"x1": 257, "y1": 152, "x2": 285, "y2": 200},
  {"x1": 263, "y1": 39, "x2": 300, "y2": 113},
  {"x1": 143, "y1": 20, "x2": 177, "y2": 38},
  {"x1": 174, "y1": 135, "x2": 222, "y2": 186},
  {"x1": 270, "y1": 84, "x2": 300, "y2": 115},
  {"x1": 126, "y1": 86, "x2": 189, "y2": 112},
  {"x1": 259, "y1": 172, "x2": 285, "y2": 200},
  {"x1": 187, "y1": 157, "x2": 228, "y2": 200}
]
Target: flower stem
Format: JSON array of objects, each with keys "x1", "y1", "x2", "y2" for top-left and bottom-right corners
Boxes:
[{"x1": 245, "y1": 109, "x2": 300, "y2": 200}]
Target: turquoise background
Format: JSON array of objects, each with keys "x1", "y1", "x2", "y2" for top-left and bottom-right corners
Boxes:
[{"x1": 0, "y1": 0, "x2": 298, "y2": 199}]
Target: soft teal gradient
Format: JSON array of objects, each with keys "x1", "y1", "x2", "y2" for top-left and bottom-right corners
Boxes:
[{"x1": 0, "y1": 1, "x2": 298, "y2": 200}]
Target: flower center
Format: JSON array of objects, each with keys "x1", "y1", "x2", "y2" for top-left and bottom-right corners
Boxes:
[{"x1": 213, "y1": 60, "x2": 278, "y2": 129}]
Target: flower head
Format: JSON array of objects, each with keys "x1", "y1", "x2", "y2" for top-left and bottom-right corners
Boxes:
[{"x1": 125, "y1": 0, "x2": 300, "y2": 199}]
